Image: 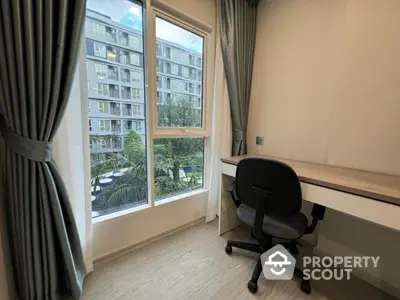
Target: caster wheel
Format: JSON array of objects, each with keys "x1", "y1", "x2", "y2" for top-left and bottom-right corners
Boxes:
[
  {"x1": 225, "y1": 244, "x2": 232, "y2": 255},
  {"x1": 247, "y1": 280, "x2": 258, "y2": 293},
  {"x1": 301, "y1": 280, "x2": 311, "y2": 294}
]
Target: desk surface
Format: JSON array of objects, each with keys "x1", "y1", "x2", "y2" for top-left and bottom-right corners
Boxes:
[{"x1": 221, "y1": 155, "x2": 400, "y2": 207}]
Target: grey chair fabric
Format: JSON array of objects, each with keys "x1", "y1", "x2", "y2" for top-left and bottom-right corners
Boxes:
[
  {"x1": 219, "y1": 0, "x2": 259, "y2": 155},
  {"x1": 0, "y1": 1, "x2": 87, "y2": 299},
  {"x1": 237, "y1": 204, "x2": 308, "y2": 240}
]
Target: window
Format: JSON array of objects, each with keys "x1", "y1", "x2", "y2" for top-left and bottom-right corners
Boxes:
[
  {"x1": 156, "y1": 60, "x2": 163, "y2": 73},
  {"x1": 196, "y1": 57, "x2": 202, "y2": 68},
  {"x1": 120, "y1": 53, "x2": 129, "y2": 64},
  {"x1": 130, "y1": 52, "x2": 140, "y2": 66},
  {"x1": 92, "y1": 22, "x2": 106, "y2": 38},
  {"x1": 154, "y1": 17, "x2": 207, "y2": 202},
  {"x1": 129, "y1": 35, "x2": 140, "y2": 49},
  {"x1": 85, "y1": 0, "x2": 210, "y2": 220},
  {"x1": 94, "y1": 42, "x2": 106, "y2": 57},
  {"x1": 131, "y1": 71, "x2": 140, "y2": 82},
  {"x1": 98, "y1": 101, "x2": 109, "y2": 113},
  {"x1": 171, "y1": 64, "x2": 178, "y2": 75},
  {"x1": 157, "y1": 76, "x2": 162, "y2": 88},
  {"x1": 121, "y1": 69, "x2": 130, "y2": 82},
  {"x1": 97, "y1": 83, "x2": 109, "y2": 96},
  {"x1": 132, "y1": 88, "x2": 140, "y2": 100},
  {"x1": 156, "y1": 43, "x2": 162, "y2": 56},
  {"x1": 132, "y1": 105, "x2": 141, "y2": 116},
  {"x1": 163, "y1": 46, "x2": 170, "y2": 58},
  {"x1": 95, "y1": 63, "x2": 107, "y2": 78},
  {"x1": 108, "y1": 66, "x2": 118, "y2": 80},
  {"x1": 182, "y1": 66, "x2": 189, "y2": 78},
  {"x1": 182, "y1": 53, "x2": 189, "y2": 65},
  {"x1": 156, "y1": 17, "x2": 204, "y2": 129},
  {"x1": 99, "y1": 120, "x2": 111, "y2": 131},
  {"x1": 107, "y1": 46, "x2": 117, "y2": 61},
  {"x1": 134, "y1": 121, "x2": 142, "y2": 131}
]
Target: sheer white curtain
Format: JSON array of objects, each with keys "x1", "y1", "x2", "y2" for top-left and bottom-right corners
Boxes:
[
  {"x1": 206, "y1": 7, "x2": 231, "y2": 223},
  {"x1": 53, "y1": 43, "x2": 93, "y2": 272}
]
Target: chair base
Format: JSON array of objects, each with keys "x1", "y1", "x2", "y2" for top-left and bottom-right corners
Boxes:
[{"x1": 225, "y1": 240, "x2": 311, "y2": 294}]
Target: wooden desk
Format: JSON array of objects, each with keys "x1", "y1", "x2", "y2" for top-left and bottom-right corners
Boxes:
[{"x1": 219, "y1": 154, "x2": 400, "y2": 235}]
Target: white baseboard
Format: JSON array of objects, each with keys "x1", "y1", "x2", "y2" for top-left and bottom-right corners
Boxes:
[{"x1": 314, "y1": 235, "x2": 400, "y2": 299}]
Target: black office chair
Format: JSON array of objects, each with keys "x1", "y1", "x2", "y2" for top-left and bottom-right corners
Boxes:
[{"x1": 224, "y1": 158, "x2": 325, "y2": 294}]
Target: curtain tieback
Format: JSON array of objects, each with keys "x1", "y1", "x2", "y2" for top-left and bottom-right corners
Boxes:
[
  {"x1": 233, "y1": 130, "x2": 244, "y2": 141},
  {"x1": 0, "y1": 115, "x2": 52, "y2": 162}
]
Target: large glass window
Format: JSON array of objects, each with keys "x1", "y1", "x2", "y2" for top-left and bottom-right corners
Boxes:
[
  {"x1": 155, "y1": 17, "x2": 204, "y2": 128},
  {"x1": 85, "y1": 0, "x2": 210, "y2": 220},
  {"x1": 154, "y1": 138, "x2": 204, "y2": 201},
  {"x1": 86, "y1": 0, "x2": 147, "y2": 218}
]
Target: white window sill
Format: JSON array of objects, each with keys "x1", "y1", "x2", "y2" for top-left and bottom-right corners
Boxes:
[{"x1": 92, "y1": 188, "x2": 208, "y2": 225}]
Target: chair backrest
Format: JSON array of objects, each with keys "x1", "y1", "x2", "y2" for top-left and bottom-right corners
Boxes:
[{"x1": 235, "y1": 158, "x2": 302, "y2": 217}]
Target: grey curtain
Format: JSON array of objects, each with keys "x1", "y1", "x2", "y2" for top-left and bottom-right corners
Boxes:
[
  {"x1": 0, "y1": 1, "x2": 87, "y2": 299},
  {"x1": 219, "y1": 0, "x2": 259, "y2": 155}
]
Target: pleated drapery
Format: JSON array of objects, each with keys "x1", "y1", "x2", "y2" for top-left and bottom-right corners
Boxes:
[
  {"x1": 0, "y1": 1, "x2": 87, "y2": 299},
  {"x1": 219, "y1": 0, "x2": 259, "y2": 155}
]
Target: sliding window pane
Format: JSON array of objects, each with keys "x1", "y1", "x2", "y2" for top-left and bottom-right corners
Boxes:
[
  {"x1": 86, "y1": 0, "x2": 147, "y2": 218},
  {"x1": 156, "y1": 18, "x2": 204, "y2": 128},
  {"x1": 154, "y1": 138, "x2": 204, "y2": 201}
]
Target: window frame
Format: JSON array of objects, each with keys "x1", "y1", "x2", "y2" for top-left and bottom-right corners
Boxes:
[{"x1": 147, "y1": 8, "x2": 212, "y2": 138}]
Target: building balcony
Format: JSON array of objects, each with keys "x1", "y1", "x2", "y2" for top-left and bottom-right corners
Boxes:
[
  {"x1": 110, "y1": 108, "x2": 121, "y2": 116},
  {"x1": 111, "y1": 126, "x2": 121, "y2": 134}
]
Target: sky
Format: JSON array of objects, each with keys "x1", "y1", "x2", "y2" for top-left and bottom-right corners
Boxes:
[{"x1": 87, "y1": 0, "x2": 203, "y2": 53}]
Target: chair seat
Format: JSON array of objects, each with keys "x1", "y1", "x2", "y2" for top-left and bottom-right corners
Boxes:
[{"x1": 237, "y1": 204, "x2": 308, "y2": 240}]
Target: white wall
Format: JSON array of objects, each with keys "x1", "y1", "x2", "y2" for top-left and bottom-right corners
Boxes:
[{"x1": 248, "y1": 0, "x2": 400, "y2": 293}]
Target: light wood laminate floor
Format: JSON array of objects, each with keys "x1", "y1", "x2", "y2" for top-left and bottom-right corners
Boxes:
[{"x1": 82, "y1": 220, "x2": 397, "y2": 300}]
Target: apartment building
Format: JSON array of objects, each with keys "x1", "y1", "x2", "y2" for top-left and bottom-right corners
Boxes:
[{"x1": 85, "y1": 9, "x2": 203, "y2": 155}]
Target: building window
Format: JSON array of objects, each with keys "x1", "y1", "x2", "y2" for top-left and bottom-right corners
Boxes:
[
  {"x1": 89, "y1": 119, "x2": 92, "y2": 131},
  {"x1": 97, "y1": 83, "x2": 109, "y2": 96},
  {"x1": 95, "y1": 63, "x2": 107, "y2": 78},
  {"x1": 196, "y1": 85, "x2": 201, "y2": 95},
  {"x1": 98, "y1": 101, "x2": 109, "y2": 113},
  {"x1": 109, "y1": 85, "x2": 119, "y2": 99},
  {"x1": 182, "y1": 66, "x2": 189, "y2": 78},
  {"x1": 131, "y1": 71, "x2": 140, "y2": 82},
  {"x1": 132, "y1": 104, "x2": 141, "y2": 116},
  {"x1": 171, "y1": 64, "x2": 178, "y2": 75},
  {"x1": 120, "y1": 52, "x2": 128, "y2": 64},
  {"x1": 156, "y1": 60, "x2": 163, "y2": 73},
  {"x1": 157, "y1": 76, "x2": 162, "y2": 88},
  {"x1": 121, "y1": 69, "x2": 130, "y2": 82},
  {"x1": 120, "y1": 32, "x2": 128, "y2": 46},
  {"x1": 106, "y1": 46, "x2": 117, "y2": 61},
  {"x1": 163, "y1": 47, "x2": 170, "y2": 59},
  {"x1": 132, "y1": 88, "x2": 140, "y2": 100},
  {"x1": 123, "y1": 104, "x2": 132, "y2": 116},
  {"x1": 94, "y1": 42, "x2": 106, "y2": 57},
  {"x1": 108, "y1": 66, "x2": 118, "y2": 81},
  {"x1": 130, "y1": 52, "x2": 140, "y2": 66},
  {"x1": 166, "y1": 78, "x2": 171, "y2": 89},
  {"x1": 99, "y1": 120, "x2": 111, "y2": 131},
  {"x1": 182, "y1": 53, "x2": 189, "y2": 65},
  {"x1": 129, "y1": 35, "x2": 140, "y2": 49},
  {"x1": 156, "y1": 43, "x2": 162, "y2": 56},
  {"x1": 189, "y1": 55, "x2": 195, "y2": 66},
  {"x1": 157, "y1": 92, "x2": 162, "y2": 104},
  {"x1": 134, "y1": 121, "x2": 142, "y2": 131},
  {"x1": 196, "y1": 57, "x2": 202, "y2": 68},
  {"x1": 92, "y1": 21, "x2": 106, "y2": 38},
  {"x1": 122, "y1": 86, "x2": 131, "y2": 100}
]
